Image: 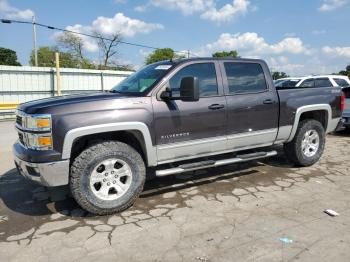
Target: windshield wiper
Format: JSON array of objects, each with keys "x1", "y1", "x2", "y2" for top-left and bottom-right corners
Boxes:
[{"x1": 109, "y1": 90, "x2": 124, "y2": 94}]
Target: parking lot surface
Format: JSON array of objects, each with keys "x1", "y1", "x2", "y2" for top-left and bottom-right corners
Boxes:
[{"x1": 1, "y1": 120, "x2": 350, "y2": 262}]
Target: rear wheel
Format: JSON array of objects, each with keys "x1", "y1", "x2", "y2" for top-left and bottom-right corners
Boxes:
[
  {"x1": 70, "y1": 141, "x2": 145, "y2": 215},
  {"x1": 284, "y1": 119, "x2": 325, "y2": 167}
]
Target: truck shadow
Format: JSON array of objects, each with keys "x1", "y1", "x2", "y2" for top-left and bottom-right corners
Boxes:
[
  {"x1": 331, "y1": 128, "x2": 350, "y2": 137},
  {"x1": 0, "y1": 161, "x2": 268, "y2": 219}
]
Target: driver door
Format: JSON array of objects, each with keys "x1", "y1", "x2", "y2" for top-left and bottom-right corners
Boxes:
[{"x1": 152, "y1": 61, "x2": 227, "y2": 164}]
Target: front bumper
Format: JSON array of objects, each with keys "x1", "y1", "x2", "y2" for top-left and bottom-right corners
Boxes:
[{"x1": 13, "y1": 145, "x2": 70, "y2": 187}]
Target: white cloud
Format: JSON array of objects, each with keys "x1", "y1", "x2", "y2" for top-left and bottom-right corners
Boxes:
[
  {"x1": 268, "y1": 56, "x2": 304, "y2": 75},
  {"x1": 59, "y1": 13, "x2": 164, "y2": 53},
  {"x1": 149, "y1": 0, "x2": 214, "y2": 15},
  {"x1": 203, "y1": 32, "x2": 311, "y2": 56},
  {"x1": 200, "y1": 0, "x2": 250, "y2": 23},
  {"x1": 319, "y1": 0, "x2": 347, "y2": 11},
  {"x1": 323, "y1": 46, "x2": 350, "y2": 57},
  {"x1": 0, "y1": 0, "x2": 34, "y2": 20},
  {"x1": 91, "y1": 13, "x2": 164, "y2": 38}
]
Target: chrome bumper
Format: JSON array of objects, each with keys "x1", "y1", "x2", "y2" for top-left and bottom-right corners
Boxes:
[{"x1": 14, "y1": 155, "x2": 70, "y2": 187}]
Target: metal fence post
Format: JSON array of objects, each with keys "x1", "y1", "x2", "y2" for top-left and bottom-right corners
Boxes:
[
  {"x1": 51, "y1": 69, "x2": 55, "y2": 97},
  {"x1": 100, "y1": 72, "x2": 104, "y2": 91},
  {"x1": 55, "y1": 52, "x2": 62, "y2": 96}
]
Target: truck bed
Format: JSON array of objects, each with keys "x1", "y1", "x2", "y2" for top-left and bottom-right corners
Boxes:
[{"x1": 277, "y1": 86, "x2": 343, "y2": 127}]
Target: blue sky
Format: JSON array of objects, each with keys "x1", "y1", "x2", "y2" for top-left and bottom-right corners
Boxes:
[{"x1": 0, "y1": 0, "x2": 349, "y2": 75}]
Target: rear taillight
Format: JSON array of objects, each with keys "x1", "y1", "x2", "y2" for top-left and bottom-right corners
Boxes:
[{"x1": 341, "y1": 91, "x2": 345, "y2": 111}]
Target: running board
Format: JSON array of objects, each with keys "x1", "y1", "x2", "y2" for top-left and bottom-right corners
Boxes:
[{"x1": 155, "y1": 150, "x2": 277, "y2": 177}]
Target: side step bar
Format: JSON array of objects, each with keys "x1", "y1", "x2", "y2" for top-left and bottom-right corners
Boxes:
[{"x1": 155, "y1": 150, "x2": 277, "y2": 177}]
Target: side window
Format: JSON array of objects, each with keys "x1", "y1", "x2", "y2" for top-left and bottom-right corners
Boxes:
[
  {"x1": 169, "y1": 63, "x2": 218, "y2": 97},
  {"x1": 223, "y1": 62, "x2": 268, "y2": 94},
  {"x1": 334, "y1": 78, "x2": 349, "y2": 87},
  {"x1": 315, "y1": 78, "x2": 332, "y2": 87},
  {"x1": 299, "y1": 79, "x2": 315, "y2": 88}
]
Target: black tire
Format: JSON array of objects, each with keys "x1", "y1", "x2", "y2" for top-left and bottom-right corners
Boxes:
[
  {"x1": 70, "y1": 141, "x2": 146, "y2": 215},
  {"x1": 284, "y1": 119, "x2": 325, "y2": 167}
]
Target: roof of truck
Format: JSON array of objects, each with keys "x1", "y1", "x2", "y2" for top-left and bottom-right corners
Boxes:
[{"x1": 172, "y1": 57, "x2": 266, "y2": 64}]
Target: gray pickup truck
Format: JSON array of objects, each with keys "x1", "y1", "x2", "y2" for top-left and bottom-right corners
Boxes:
[{"x1": 13, "y1": 58, "x2": 344, "y2": 215}]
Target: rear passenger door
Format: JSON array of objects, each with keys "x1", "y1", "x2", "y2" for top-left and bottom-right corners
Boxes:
[{"x1": 220, "y1": 61, "x2": 279, "y2": 150}]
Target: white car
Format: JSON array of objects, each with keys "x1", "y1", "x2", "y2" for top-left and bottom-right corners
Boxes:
[{"x1": 275, "y1": 75, "x2": 350, "y2": 88}]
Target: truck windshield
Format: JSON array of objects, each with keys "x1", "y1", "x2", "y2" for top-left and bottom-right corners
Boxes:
[{"x1": 110, "y1": 62, "x2": 174, "y2": 94}]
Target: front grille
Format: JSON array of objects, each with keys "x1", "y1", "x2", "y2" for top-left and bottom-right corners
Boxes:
[{"x1": 16, "y1": 115, "x2": 23, "y2": 127}]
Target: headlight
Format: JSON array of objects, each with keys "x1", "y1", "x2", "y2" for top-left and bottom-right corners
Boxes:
[
  {"x1": 25, "y1": 114, "x2": 52, "y2": 131},
  {"x1": 15, "y1": 111, "x2": 53, "y2": 150},
  {"x1": 25, "y1": 133, "x2": 53, "y2": 150}
]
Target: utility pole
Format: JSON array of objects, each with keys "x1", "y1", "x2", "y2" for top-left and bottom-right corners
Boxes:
[
  {"x1": 187, "y1": 50, "x2": 190, "y2": 58},
  {"x1": 32, "y1": 16, "x2": 38, "y2": 66}
]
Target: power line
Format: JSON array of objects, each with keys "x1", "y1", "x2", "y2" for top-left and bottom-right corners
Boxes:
[{"x1": 1, "y1": 18, "x2": 198, "y2": 57}]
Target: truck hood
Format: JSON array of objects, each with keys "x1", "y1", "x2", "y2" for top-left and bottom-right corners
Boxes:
[{"x1": 18, "y1": 92, "x2": 136, "y2": 115}]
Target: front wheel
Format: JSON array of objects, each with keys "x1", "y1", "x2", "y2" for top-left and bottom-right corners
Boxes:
[
  {"x1": 70, "y1": 141, "x2": 146, "y2": 215},
  {"x1": 284, "y1": 119, "x2": 325, "y2": 167}
]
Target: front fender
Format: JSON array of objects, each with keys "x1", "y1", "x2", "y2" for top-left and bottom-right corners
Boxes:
[{"x1": 62, "y1": 122, "x2": 157, "y2": 166}]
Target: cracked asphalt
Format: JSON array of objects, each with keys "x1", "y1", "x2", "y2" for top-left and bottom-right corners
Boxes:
[{"x1": 1, "y1": 120, "x2": 350, "y2": 262}]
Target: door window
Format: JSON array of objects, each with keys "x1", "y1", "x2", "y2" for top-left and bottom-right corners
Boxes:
[
  {"x1": 299, "y1": 79, "x2": 315, "y2": 88},
  {"x1": 169, "y1": 63, "x2": 218, "y2": 97},
  {"x1": 224, "y1": 62, "x2": 268, "y2": 94},
  {"x1": 315, "y1": 78, "x2": 333, "y2": 87}
]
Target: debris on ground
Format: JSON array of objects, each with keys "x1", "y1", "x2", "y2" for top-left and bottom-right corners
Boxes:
[
  {"x1": 195, "y1": 256, "x2": 209, "y2": 261},
  {"x1": 324, "y1": 209, "x2": 339, "y2": 217},
  {"x1": 279, "y1": 237, "x2": 293, "y2": 244}
]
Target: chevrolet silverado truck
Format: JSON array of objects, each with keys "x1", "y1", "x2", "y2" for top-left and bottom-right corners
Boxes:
[{"x1": 13, "y1": 58, "x2": 345, "y2": 215}]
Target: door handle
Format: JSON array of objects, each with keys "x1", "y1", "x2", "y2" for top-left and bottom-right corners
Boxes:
[
  {"x1": 208, "y1": 104, "x2": 225, "y2": 110},
  {"x1": 263, "y1": 99, "x2": 274, "y2": 105}
]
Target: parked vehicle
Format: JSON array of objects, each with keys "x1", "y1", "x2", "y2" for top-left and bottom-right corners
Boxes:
[
  {"x1": 341, "y1": 86, "x2": 350, "y2": 129},
  {"x1": 276, "y1": 75, "x2": 350, "y2": 89},
  {"x1": 13, "y1": 58, "x2": 344, "y2": 215},
  {"x1": 275, "y1": 78, "x2": 302, "y2": 88}
]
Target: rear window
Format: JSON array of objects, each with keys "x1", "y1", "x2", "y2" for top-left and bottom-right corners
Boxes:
[
  {"x1": 315, "y1": 78, "x2": 333, "y2": 87},
  {"x1": 224, "y1": 62, "x2": 268, "y2": 94},
  {"x1": 334, "y1": 78, "x2": 349, "y2": 87}
]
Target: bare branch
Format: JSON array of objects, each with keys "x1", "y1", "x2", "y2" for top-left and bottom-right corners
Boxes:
[{"x1": 93, "y1": 31, "x2": 122, "y2": 68}]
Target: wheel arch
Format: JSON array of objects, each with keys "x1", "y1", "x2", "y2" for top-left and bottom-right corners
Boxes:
[
  {"x1": 62, "y1": 122, "x2": 157, "y2": 166},
  {"x1": 287, "y1": 104, "x2": 331, "y2": 142}
]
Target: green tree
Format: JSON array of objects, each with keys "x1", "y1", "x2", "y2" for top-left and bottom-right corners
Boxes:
[
  {"x1": 338, "y1": 64, "x2": 350, "y2": 78},
  {"x1": 0, "y1": 47, "x2": 21, "y2": 66},
  {"x1": 30, "y1": 46, "x2": 80, "y2": 68},
  {"x1": 145, "y1": 48, "x2": 184, "y2": 65},
  {"x1": 272, "y1": 71, "x2": 289, "y2": 80},
  {"x1": 212, "y1": 50, "x2": 239, "y2": 58},
  {"x1": 55, "y1": 32, "x2": 95, "y2": 69}
]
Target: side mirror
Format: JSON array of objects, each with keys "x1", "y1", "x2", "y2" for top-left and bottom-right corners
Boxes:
[{"x1": 180, "y1": 76, "x2": 199, "y2": 102}]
